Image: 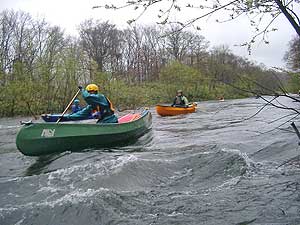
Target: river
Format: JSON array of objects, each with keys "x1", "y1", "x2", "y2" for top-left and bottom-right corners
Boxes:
[{"x1": 0, "y1": 97, "x2": 299, "y2": 225}]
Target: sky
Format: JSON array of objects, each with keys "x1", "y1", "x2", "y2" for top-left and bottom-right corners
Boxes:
[{"x1": 1, "y1": 0, "x2": 298, "y2": 69}]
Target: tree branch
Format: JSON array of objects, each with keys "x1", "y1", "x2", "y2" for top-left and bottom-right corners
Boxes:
[{"x1": 273, "y1": 0, "x2": 300, "y2": 36}]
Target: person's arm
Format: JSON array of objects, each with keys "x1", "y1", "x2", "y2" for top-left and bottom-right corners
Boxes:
[
  {"x1": 82, "y1": 91, "x2": 108, "y2": 108},
  {"x1": 67, "y1": 105, "x2": 92, "y2": 120},
  {"x1": 172, "y1": 97, "x2": 176, "y2": 106},
  {"x1": 81, "y1": 89, "x2": 90, "y2": 99},
  {"x1": 183, "y1": 96, "x2": 189, "y2": 105}
]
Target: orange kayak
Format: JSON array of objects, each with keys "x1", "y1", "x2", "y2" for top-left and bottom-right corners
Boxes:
[{"x1": 156, "y1": 103, "x2": 197, "y2": 116}]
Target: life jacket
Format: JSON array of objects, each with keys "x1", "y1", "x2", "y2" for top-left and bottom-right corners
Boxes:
[
  {"x1": 71, "y1": 105, "x2": 81, "y2": 113},
  {"x1": 174, "y1": 96, "x2": 185, "y2": 105},
  {"x1": 92, "y1": 96, "x2": 115, "y2": 119},
  {"x1": 106, "y1": 97, "x2": 115, "y2": 112}
]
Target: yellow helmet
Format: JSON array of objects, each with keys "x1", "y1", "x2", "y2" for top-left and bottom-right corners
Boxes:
[{"x1": 86, "y1": 84, "x2": 99, "y2": 92}]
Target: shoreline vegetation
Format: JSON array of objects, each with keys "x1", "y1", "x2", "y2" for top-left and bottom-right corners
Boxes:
[{"x1": 0, "y1": 10, "x2": 296, "y2": 117}]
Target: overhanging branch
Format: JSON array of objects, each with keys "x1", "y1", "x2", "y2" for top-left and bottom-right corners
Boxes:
[{"x1": 273, "y1": 0, "x2": 300, "y2": 36}]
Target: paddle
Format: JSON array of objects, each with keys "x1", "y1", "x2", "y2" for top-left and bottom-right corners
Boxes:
[{"x1": 56, "y1": 88, "x2": 81, "y2": 124}]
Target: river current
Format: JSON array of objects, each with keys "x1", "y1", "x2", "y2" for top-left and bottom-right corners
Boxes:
[{"x1": 0, "y1": 97, "x2": 299, "y2": 225}]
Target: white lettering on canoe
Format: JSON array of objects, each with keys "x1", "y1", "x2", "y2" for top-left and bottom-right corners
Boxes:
[{"x1": 41, "y1": 129, "x2": 55, "y2": 137}]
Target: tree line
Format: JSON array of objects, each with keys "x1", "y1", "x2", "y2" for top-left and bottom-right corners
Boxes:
[{"x1": 0, "y1": 10, "x2": 293, "y2": 117}]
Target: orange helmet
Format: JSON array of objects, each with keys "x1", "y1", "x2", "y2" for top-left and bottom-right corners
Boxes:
[{"x1": 86, "y1": 84, "x2": 99, "y2": 92}]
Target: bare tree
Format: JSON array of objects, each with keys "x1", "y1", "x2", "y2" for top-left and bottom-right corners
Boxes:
[
  {"x1": 207, "y1": 45, "x2": 235, "y2": 88},
  {"x1": 0, "y1": 10, "x2": 32, "y2": 81},
  {"x1": 121, "y1": 26, "x2": 165, "y2": 82},
  {"x1": 284, "y1": 36, "x2": 300, "y2": 70},
  {"x1": 186, "y1": 33, "x2": 209, "y2": 68},
  {"x1": 139, "y1": 26, "x2": 165, "y2": 80},
  {"x1": 79, "y1": 20, "x2": 120, "y2": 73}
]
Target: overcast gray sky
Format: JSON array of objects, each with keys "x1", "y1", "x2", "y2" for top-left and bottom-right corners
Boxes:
[{"x1": 1, "y1": 0, "x2": 298, "y2": 68}]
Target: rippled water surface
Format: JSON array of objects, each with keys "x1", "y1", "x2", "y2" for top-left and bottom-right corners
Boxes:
[{"x1": 0, "y1": 97, "x2": 300, "y2": 225}]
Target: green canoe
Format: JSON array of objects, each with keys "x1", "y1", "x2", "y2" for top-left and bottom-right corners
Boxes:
[{"x1": 16, "y1": 110, "x2": 152, "y2": 156}]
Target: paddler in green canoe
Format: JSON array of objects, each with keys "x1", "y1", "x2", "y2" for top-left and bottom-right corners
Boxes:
[
  {"x1": 71, "y1": 99, "x2": 81, "y2": 113},
  {"x1": 172, "y1": 90, "x2": 189, "y2": 107},
  {"x1": 67, "y1": 84, "x2": 118, "y2": 123}
]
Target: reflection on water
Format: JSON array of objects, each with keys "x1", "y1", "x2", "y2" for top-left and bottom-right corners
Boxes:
[{"x1": 24, "y1": 153, "x2": 67, "y2": 176}]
